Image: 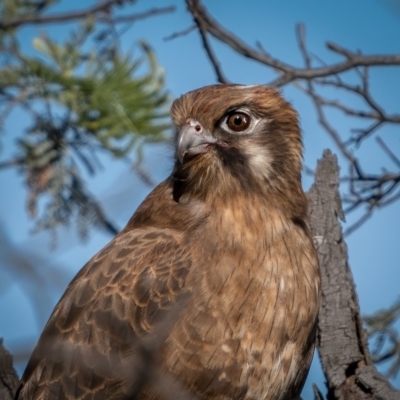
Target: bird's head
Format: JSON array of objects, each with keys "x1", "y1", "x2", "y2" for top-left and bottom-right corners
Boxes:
[{"x1": 170, "y1": 84, "x2": 304, "y2": 207}]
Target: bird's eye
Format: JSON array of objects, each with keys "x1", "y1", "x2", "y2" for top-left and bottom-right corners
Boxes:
[{"x1": 226, "y1": 112, "x2": 251, "y2": 132}]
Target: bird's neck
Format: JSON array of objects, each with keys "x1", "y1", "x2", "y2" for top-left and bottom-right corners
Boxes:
[
  {"x1": 124, "y1": 177, "x2": 308, "y2": 243},
  {"x1": 206, "y1": 193, "x2": 303, "y2": 247},
  {"x1": 171, "y1": 159, "x2": 307, "y2": 222}
]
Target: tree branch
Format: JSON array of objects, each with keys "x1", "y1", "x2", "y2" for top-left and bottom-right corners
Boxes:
[
  {"x1": 186, "y1": 0, "x2": 229, "y2": 83},
  {"x1": 307, "y1": 150, "x2": 400, "y2": 400},
  {"x1": 164, "y1": 25, "x2": 196, "y2": 42},
  {"x1": 185, "y1": 0, "x2": 400, "y2": 87},
  {"x1": 101, "y1": 6, "x2": 176, "y2": 25},
  {"x1": 0, "y1": 339, "x2": 19, "y2": 400},
  {"x1": 0, "y1": 1, "x2": 175, "y2": 30},
  {"x1": 0, "y1": 158, "x2": 23, "y2": 169},
  {"x1": 0, "y1": 0, "x2": 123, "y2": 29}
]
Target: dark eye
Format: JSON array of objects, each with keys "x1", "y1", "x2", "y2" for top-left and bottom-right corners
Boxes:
[{"x1": 226, "y1": 112, "x2": 251, "y2": 132}]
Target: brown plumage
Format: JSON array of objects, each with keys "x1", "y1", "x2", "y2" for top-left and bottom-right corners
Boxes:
[{"x1": 16, "y1": 84, "x2": 320, "y2": 400}]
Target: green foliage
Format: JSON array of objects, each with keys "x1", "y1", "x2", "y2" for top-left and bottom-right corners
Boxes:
[{"x1": 0, "y1": 4, "x2": 171, "y2": 240}]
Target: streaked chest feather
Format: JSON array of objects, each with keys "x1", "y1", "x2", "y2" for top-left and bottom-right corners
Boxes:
[{"x1": 180, "y1": 202, "x2": 320, "y2": 399}]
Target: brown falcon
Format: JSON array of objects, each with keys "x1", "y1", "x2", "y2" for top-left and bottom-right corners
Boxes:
[{"x1": 16, "y1": 84, "x2": 320, "y2": 400}]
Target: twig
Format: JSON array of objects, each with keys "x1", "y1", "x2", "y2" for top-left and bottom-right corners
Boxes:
[
  {"x1": 312, "y1": 384, "x2": 324, "y2": 400},
  {"x1": 0, "y1": 0, "x2": 124, "y2": 29},
  {"x1": 164, "y1": 25, "x2": 196, "y2": 41},
  {"x1": 132, "y1": 161, "x2": 155, "y2": 187},
  {"x1": 187, "y1": 1, "x2": 228, "y2": 83},
  {"x1": 292, "y1": 24, "x2": 400, "y2": 233},
  {"x1": 102, "y1": 6, "x2": 176, "y2": 25},
  {"x1": 0, "y1": 158, "x2": 23, "y2": 169},
  {"x1": 185, "y1": 0, "x2": 400, "y2": 87},
  {"x1": 344, "y1": 207, "x2": 374, "y2": 236},
  {"x1": 376, "y1": 136, "x2": 400, "y2": 169},
  {"x1": 0, "y1": 3, "x2": 175, "y2": 30}
]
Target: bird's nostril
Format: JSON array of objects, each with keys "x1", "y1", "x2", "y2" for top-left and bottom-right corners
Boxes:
[{"x1": 186, "y1": 119, "x2": 202, "y2": 132}]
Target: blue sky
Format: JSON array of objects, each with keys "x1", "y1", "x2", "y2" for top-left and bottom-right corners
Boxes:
[{"x1": 0, "y1": 0, "x2": 399, "y2": 397}]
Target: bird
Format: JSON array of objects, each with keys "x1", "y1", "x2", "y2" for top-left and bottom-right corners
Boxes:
[{"x1": 16, "y1": 84, "x2": 320, "y2": 400}]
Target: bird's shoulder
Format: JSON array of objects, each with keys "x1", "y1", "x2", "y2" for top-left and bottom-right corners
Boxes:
[
  {"x1": 52, "y1": 217, "x2": 194, "y2": 338},
  {"x1": 18, "y1": 181, "x2": 199, "y2": 399}
]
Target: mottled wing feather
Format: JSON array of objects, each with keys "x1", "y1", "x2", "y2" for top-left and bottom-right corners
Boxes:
[{"x1": 18, "y1": 228, "x2": 191, "y2": 400}]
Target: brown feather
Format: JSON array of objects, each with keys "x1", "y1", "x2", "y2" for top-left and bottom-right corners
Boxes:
[{"x1": 17, "y1": 84, "x2": 320, "y2": 400}]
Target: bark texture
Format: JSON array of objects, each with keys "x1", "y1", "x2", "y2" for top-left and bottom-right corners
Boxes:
[
  {"x1": 307, "y1": 150, "x2": 400, "y2": 400},
  {"x1": 0, "y1": 339, "x2": 19, "y2": 400}
]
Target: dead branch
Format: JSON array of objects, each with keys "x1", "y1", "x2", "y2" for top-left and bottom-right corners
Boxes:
[
  {"x1": 102, "y1": 6, "x2": 176, "y2": 25},
  {"x1": 294, "y1": 26, "x2": 400, "y2": 236},
  {"x1": 0, "y1": 0, "x2": 122, "y2": 29},
  {"x1": 0, "y1": 2, "x2": 175, "y2": 30},
  {"x1": 0, "y1": 339, "x2": 19, "y2": 400},
  {"x1": 185, "y1": 0, "x2": 400, "y2": 86},
  {"x1": 307, "y1": 150, "x2": 400, "y2": 400},
  {"x1": 164, "y1": 25, "x2": 196, "y2": 41}
]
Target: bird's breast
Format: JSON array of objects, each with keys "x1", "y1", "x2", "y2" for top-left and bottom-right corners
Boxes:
[{"x1": 170, "y1": 205, "x2": 320, "y2": 399}]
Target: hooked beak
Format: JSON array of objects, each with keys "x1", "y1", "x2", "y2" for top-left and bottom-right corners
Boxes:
[{"x1": 177, "y1": 119, "x2": 217, "y2": 164}]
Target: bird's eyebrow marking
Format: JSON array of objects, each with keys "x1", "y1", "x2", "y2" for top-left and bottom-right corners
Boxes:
[
  {"x1": 236, "y1": 84, "x2": 258, "y2": 89},
  {"x1": 224, "y1": 102, "x2": 252, "y2": 114}
]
